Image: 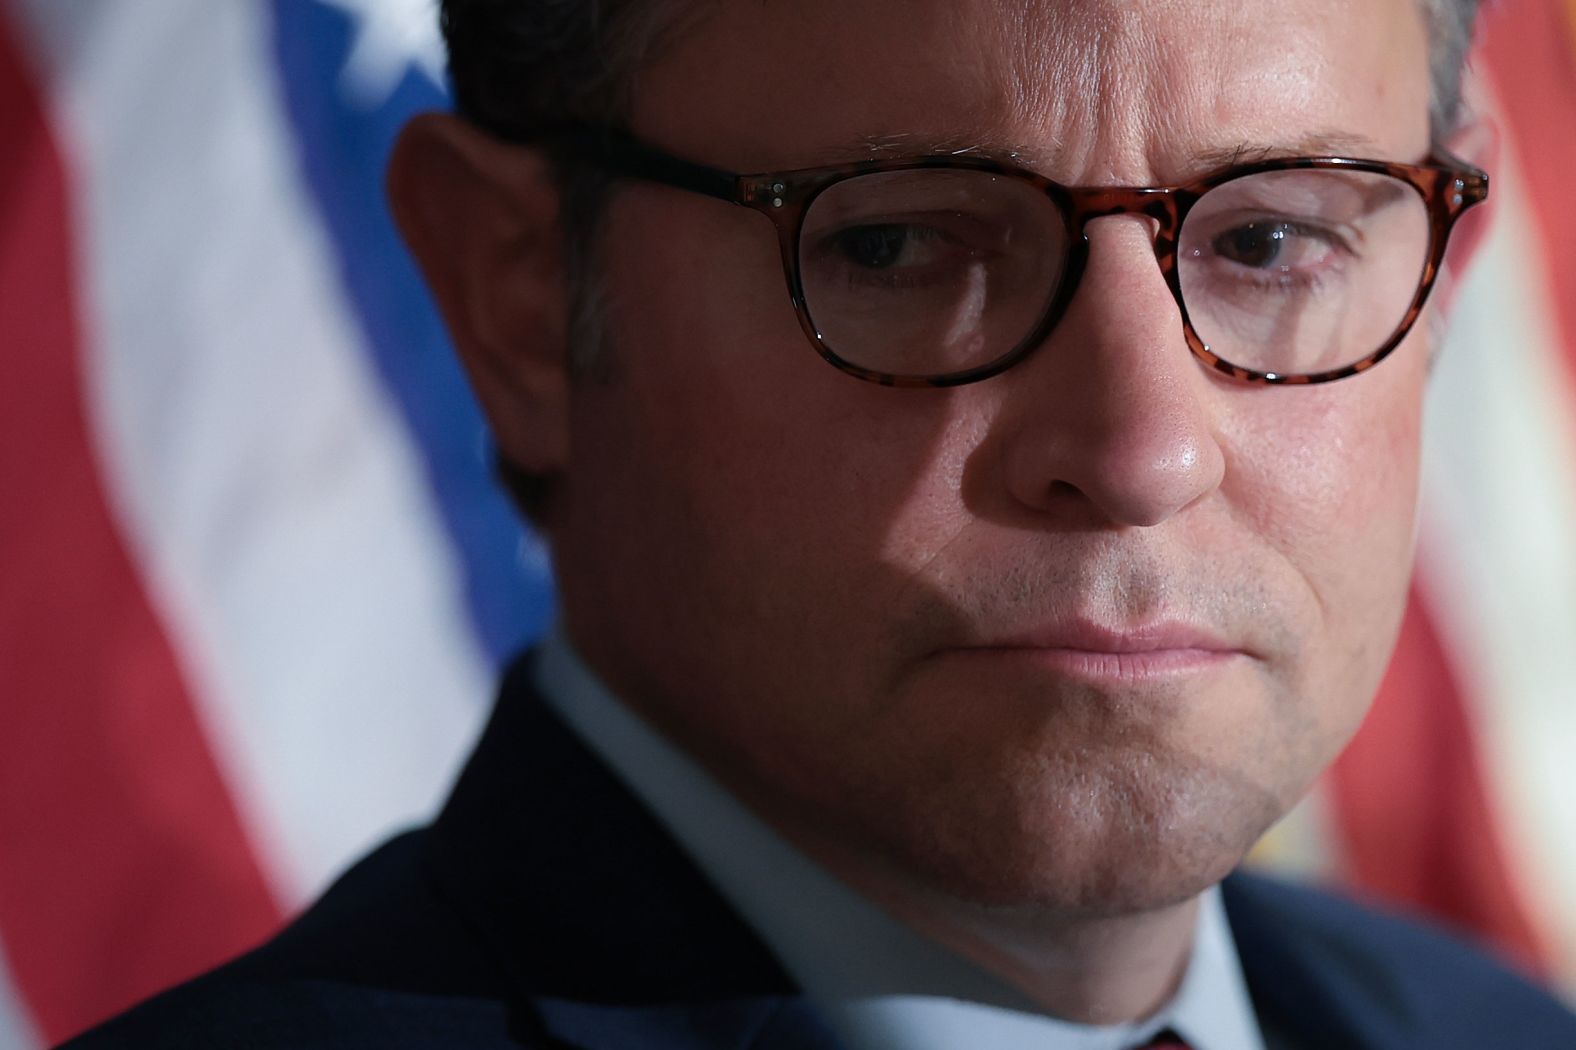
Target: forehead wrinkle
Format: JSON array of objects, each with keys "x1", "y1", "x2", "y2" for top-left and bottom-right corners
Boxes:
[
  {"x1": 956, "y1": 0, "x2": 1198, "y2": 181},
  {"x1": 983, "y1": 1, "x2": 1099, "y2": 153},
  {"x1": 1086, "y1": 4, "x2": 1174, "y2": 168},
  {"x1": 641, "y1": 0, "x2": 1429, "y2": 181},
  {"x1": 763, "y1": 0, "x2": 1401, "y2": 185},
  {"x1": 952, "y1": 0, "x2": 1410, "y2": 184}
]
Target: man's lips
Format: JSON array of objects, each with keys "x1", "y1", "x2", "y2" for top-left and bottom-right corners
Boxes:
[
  {"x1": 985, "y1": 620, "x2": 1238, "y2": 653},
  {"x1": 942, "y1": 620, "x2": 1246, "y2": 681}
]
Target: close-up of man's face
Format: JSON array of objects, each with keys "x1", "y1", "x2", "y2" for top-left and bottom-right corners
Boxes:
[
  {"x1": 437, "y1": 0, "x2": 1446, "y2": 925},
  {"x1": 29, "y1": 0, "x2": 1576, "y2": 1038},
  {"x1": 44, "y1": 0, "x2": 1576, "y2": 1044}
]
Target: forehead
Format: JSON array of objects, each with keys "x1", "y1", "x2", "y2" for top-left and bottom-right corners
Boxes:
[{"x1": 632, "y1": 0, "x2": 1432, "y2": 182}]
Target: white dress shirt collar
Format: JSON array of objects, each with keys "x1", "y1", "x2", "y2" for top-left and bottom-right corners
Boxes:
[{"x1": 534, "y1": 626, "x2": 1267, "y2": 1050}]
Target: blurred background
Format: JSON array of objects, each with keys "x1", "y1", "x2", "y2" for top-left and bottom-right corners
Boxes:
[{"x1": 1, "y1": 0, "x2": 1574, "y2": 1044}]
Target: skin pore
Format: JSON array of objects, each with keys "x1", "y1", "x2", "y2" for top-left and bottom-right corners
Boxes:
[{"x1": 392, "y1": 0, "x2": 1446, "y2": 1026}]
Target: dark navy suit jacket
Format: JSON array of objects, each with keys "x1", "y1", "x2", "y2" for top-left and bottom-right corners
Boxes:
[{"x1": 67, "y1": 655, "x2": 1576, "y2": 1048}]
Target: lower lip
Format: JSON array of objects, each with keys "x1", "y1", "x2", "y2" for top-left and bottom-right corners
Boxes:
[{"x1": 948, "y1": 646, "x2": 1239, "y2": 682}]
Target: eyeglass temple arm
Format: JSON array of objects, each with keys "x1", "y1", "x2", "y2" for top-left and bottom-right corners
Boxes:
[{"x1": 532, "y1": 125, "x2": 744, "y2": 204}]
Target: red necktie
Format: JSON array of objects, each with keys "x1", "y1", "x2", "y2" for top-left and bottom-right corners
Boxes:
[{"x1": 1134, "y1": 1030, "x2": 1192, "y2": 1049}]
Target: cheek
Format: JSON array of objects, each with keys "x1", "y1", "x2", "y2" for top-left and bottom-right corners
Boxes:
[
  {"x1": 572, "y1": 196, "x2": 976, "y2": 701},
  {"x1": 1249, "y1": 395, "x2": 1421, "y2": 548},
  {"x1": 599, "y1": 188, "x2": 983, "y2": 550},
  {"x1": 1231, "y1": 360, "x2": 1426, "y2": 720}
]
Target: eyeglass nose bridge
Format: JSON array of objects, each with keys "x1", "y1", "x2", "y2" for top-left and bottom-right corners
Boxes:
[
  {"x1": 1056, "y1": 183, "x2": 1199, "y2": 269},
  {"x1": 1060, "y1": 185, "x2": 1186, "y2": 234},
  {"x1": 1036, "y1": 184, "x2": 1202, "y2": 359}
]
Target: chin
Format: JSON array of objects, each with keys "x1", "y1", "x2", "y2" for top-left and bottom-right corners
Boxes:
[{"x1": 851, "y1": 743, "x2": 1289, "y2": 918}]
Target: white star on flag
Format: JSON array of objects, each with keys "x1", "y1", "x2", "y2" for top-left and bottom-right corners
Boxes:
[{"x1": 317, "y1": 0, "x2": 448, "y2": 108}]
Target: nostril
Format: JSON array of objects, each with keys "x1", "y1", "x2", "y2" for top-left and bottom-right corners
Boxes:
[{"x1": 1047, "y1": 479, "x2": 1081, "y2": 500}]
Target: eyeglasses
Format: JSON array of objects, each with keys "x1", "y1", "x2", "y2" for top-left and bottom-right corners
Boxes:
[{"x1": 534, "y1": 126, "x2": 1488, "y2": 388}]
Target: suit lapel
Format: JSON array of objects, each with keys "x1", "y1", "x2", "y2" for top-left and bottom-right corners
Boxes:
[
  {"x1": 530, "y1": 996, "x2": 843, "y2": 1050},
  {"x1": 421, "y1": 653, "x2": 844, "y2": 1050},
  {"x1": 1222, "y1": 873, "x2": 1414, "y2": 1050}
]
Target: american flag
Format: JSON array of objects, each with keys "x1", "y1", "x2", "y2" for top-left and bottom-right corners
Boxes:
[{"x1": 0, "y1": 1, "x2": 1572, "y2": 1044}]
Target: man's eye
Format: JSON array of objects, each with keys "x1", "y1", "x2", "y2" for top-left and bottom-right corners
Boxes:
[
  {"x1": 833, "y1": 223, "x2": 925, "y2": 270},
  {"x1": 1214, "y1": 221, "x2": 1290, "y2": 268},
  {"x1": 1210, "y1": 220, "x2": 1345, "y2": 272}
]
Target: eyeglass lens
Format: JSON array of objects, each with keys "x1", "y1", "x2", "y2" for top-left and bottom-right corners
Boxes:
[{"x1": 797, "y1": 167, "x2": 1433, "y2": 379}]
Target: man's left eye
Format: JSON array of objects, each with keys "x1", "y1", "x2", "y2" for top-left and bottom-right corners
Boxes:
[{"x1": 1212, "y1": 220, "x2": 1336, "y2": 270}]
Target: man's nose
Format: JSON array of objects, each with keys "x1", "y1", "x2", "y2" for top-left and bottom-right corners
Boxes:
[{"x1": 1000, "y1": 218, "x2": 1226, "y2": 528}]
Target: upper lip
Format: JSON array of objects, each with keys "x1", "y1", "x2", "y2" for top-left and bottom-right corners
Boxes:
[{"x1": 971, "y1": 619, "x2": 1239, "y2": 654}]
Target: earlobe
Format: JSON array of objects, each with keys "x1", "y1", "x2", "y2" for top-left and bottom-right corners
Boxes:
[{"x1": 387, "y1": 112, "x2": 571, "y2": 477}]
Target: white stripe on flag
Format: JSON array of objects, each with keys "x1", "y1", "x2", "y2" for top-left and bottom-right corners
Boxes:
[
  {"x1": 1418, "y1": 109, "x2": 1576, "y2": 991},
  {"x1": 12, "y1": 0, "x2": 493, "y2": 904},
  {"x1": 0, "y1": 949, "x2": 41, "y2": 1050}
]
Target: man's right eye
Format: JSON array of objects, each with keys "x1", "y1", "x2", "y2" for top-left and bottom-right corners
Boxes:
[
  {"x1": 833, "y1": 223, "x2": 915, "y2": 270},
  {"x1": 810, "y1": 217, "x2": 989, "y2": 292}
]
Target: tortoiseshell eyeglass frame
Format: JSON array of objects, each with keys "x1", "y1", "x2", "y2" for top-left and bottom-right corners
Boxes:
[{"x1": 532, "y1": 125, "x2": 1489, "y2": 388}]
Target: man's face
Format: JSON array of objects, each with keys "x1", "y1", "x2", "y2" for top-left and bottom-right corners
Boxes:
[{"x1": 551, "y1": 0, "x2": 1434, "y2": 914}]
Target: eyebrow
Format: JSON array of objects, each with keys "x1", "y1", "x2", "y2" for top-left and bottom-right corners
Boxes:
[
  {"x1": 1191, "y1": 131, "x2": 1384, "y2": 169},
  {"x1": 804, "y1": 131, "x2": 1063, "y2": 168},
  {"x1": 800, "y1": 129, "x2": 1385, "y2": 179}
]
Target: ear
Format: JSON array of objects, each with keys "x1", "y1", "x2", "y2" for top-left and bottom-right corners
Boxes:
[{"x1": 387, "y1": 112, "x2": 570, "y2": 479}]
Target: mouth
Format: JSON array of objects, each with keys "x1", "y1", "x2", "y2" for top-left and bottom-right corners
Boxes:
[{"x1": 944, "y1": 620, "x2": 1247, "y2": 683}]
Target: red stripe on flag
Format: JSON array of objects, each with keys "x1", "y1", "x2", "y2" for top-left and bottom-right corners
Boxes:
[
  {"x1": 0, "y1": 14, "x2": 282, "y2": 1043},
  {"x1": 1331, "y1": 585, "x2": 1550, "y2": 978},
  {"x1": 1477, "y1": 0, "x2": 1576, "y2": 382}
]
